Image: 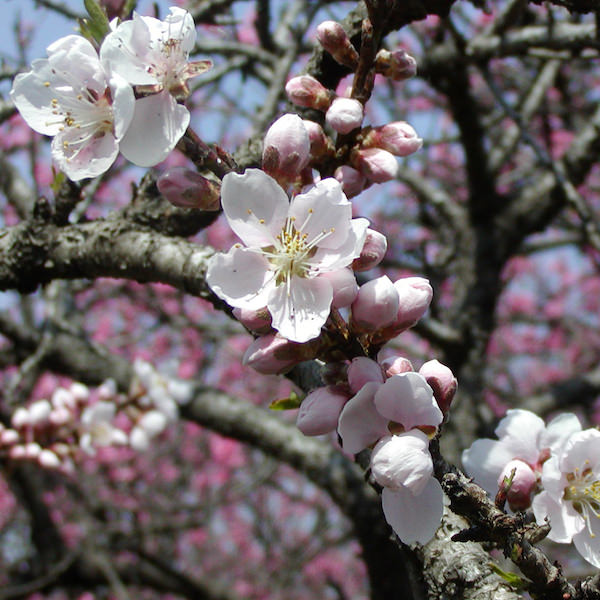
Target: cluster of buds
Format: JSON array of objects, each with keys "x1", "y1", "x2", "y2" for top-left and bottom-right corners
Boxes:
[
  {"x1": 296, "y1": 353, "x2": 456, "y2": 544},
  {"x1": 276, "y1": 21, "x2": 421, "y2": 196}
]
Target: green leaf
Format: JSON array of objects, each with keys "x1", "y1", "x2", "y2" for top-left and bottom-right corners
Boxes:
[
  {"x1": 489, "y1": 563, "x2": 528, "y2": 589},
  {"x1": 50, "y1": 170, "x2": 66, "y2": 195},
  {"x1": 269, "y1": 392, "x2": 302, "y2": 411},
  {"x1": 121, "y1": 0, "x2": 138, "y2": 18},
  {"x1": 82, "y1": 0, "x2": 110, "y2": 44}
]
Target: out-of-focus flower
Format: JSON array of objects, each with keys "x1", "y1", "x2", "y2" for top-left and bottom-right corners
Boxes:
[
  {"x1": 325, "y1": 97, "x2": 364, "y2": 134},
  {"x1": 206, "y1": 169, "x2": 368, "y2": 342},
  {"x1": 533, "y1": 429, "x2": 600, "y2": 567},
  {"x1": 11, "y1": 35, "x2": 134, "y2": 180},
  {"x1": 79, "y1": 401, "x2": 128, "y2": 455},
  {"x1": 100, "y1": 7, "x2": 211, "y2": 166}
]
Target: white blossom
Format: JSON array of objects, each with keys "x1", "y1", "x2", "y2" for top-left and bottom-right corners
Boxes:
[
  {"x1": 11, "y1": 35, "x2": 134, "y2": 180},
  {"x1": 79, "y1": 401, "x2": 128, "y2": 455},
  {"x1": 100, "y1": 7, "x2": 211, "y2": 166},
  {"x1": 206, "y1": 169, "x2": 368, "y2": 343}
]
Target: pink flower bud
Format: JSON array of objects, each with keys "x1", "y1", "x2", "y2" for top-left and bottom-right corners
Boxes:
[
  {"x1": 262, "y1": 114, "x2": 311, "y2": 177},
  {"x1": 317, "y1": 269, "x2": 358, "y2": 308},
  {"x1": 130, "y1": 426, "x2": 150, "y2": 452},
  {"x1": 243, "y1": 334, "x2": 321, "y2": 375},
  {"x1": 375, "y1": 48, "x2": 417, "y2": 81},
  {"x1": 352, "y1": 228, "x2": 387, "y2": 271},
  {"x1": 24, "y1": 442, "x2": 41, "y2": 459},
  {"x1": 285, "y1": 76, "x2": 332, "y2": 111},
  {"x1": 138, "y1": 410, "x2": 168, "y2": 436},
  {"x1": 316, "y1": 21, "x2": 359, "y2": 69},
  {"x1": 379, "y1": 356, "x2": 414, "y2": 378},
  {"x1": 52, "y1": 387, "x2": 77, "y2": 408},
  {"x1": 362, "y1": 122, "x2": 423, "y2": 157},
  {"x1": 296, "y1": 386, "x2": 350, "y2": 436},
  {"x1": 334, "y1": 165, "x2": 366, "y2": 198},
  {"x1": 351, "y1": 276, "x2": 400, "y2": 332},
  {"x1": 418, "y1": 360, "x2": 457, "y2": 415},
  {"x1": 392, "y1": 277, "x2": 433, "y2": 331},
  {"x1": 49, "y1": 407, "x2": 72, "y2": 427},
  {"x1": 38, "y1": 449, "x2": 61, "y2": 469},
  {"x1": 353, "y1": 148, "x2": 398, "y2": 183},
  {"x1": 158, "y1": 167, "x2": 221, "y2": 210},
  {"x1": 233, "y1": 307, "x2": 273, "y2": 334},
  {"x1": 326, "y1": 98, "x2": 364, "y2": 134},
  {"x1": 302, "y1": 120, "x2": 332, "y2": 160},
  {"x1": 498, "y1": 459, "x2": 537, "y2": 511},
  {"x1": 347, "y1": 357, "x2": 384, "y2": 394},
  {"x1": 69, "y1": 383, "x2": 89, "y2": 402},
  {"x1": 9, "y1": 445, "x2": 26, "y2": 459}
]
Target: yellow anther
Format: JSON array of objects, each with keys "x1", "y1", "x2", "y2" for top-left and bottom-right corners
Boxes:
[{"x1": 44, "y1": 81, "x2": 50, "y2": 87}]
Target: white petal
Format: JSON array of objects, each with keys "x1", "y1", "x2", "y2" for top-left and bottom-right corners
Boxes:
[
  {"x1": 289, "y1": 178, "x2": 352, "y2": 249},
  {"x1": 541, "y1": 412, "x2": 581, "y2": 455},
  {"x1": 370, "y1": 431, "x2": 433, "y2": 493},
  {"x1": 221, "y1": 170, "x2": 288, "y2": 247},
  {"x1": 119, "y1": 92, "x2": 189, "y2": 167},
  {"x1": 494, "y1": 409, "x2": 544, "y2": 464},
  {"x1": 560, "y1": 429, "x2": 600, "y2": 474},
  {"x1": 311, "y1": 217, "x2": 369, "y2": 272},
  {"x1": 206, "y1": 246, "x2": 273, "y2": 310},
  {"x1": 268, "y1": 275, "x2": 332, "y2": 342},
  {"x1": 381, "y1": 478, "x2": 444, "y2": 545},
  {"x1": 337, "y1": 381, "x2": 388, "y2": 454},
  {"x1": 574, "y1": 520, "x2": 600, "y2": 568},
  {"x1": 532, "y1": 491, "x2": 582, "y2": 543},
  {"x1": 374, "y1": 372, "x2": 442, "y2": 430},
  {"x1": 108, "y1": 73, "x2": 135, "y2": 141},
  {"x1": 461, "y1": 439, "x2": 516, "y2": 497},
  {"x1": 52, "y1": 128, "x2": 118, "y2": 181},
  {"x1": 164, "y1": 7, "x2": 196, "y2": 52},
  {"x1": 100, "y1": 18, "x2": 157, "y2": 85}
]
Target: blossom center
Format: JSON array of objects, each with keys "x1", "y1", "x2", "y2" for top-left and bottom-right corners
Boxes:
[{"x1": 564, "y1": 466, "x2": 600, "y2": 536}]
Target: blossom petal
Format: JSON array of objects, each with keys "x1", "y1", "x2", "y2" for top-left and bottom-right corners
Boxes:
[
  {"x1": 119, "y1": 91, "x2": 189, "y2": 166},
  {"x1": 370, "y1": 431, "x2": 433, "y2": 493},
  {"x1": 541, "y1": 412, "x2": 582, "y2": 455},
  {"x1": 164, "y1": 6, "x2": 197, "y2": 52},
  {"x1": 268, "y1": 275, "x2": 332, "y2": 342},
  {"x1": 52, "y1": 128, "x2": 118, "y2": 181},
  {"x1": 337, "y1": 381, "x2": 388, "y2": 454},
  {"x1": 290, "y1": 178, "x2": 352, "y2": 248},
  {"x1": 560, "y1": 429, "x2": 600, "y2": 474},
  {"x1": 461, "y1": 439, "x2": 516, "y2": 497},
  {"x1": 532, "y1": 491, "x2": 582, "y2": 543},
  {"x1": 381, "y1": 478, "x2": 444, "y2": 544},
  {"x1": 109, "y1": 73, "x2": 135, "y2": 141},
  {"x1": 574, "y1": 519, "x2": 600, "y2": 568},
  {"x1": 221, "y1": 170, "x2": 288, "y2": 247},
  {"x1": 311, "y1": 217, "x2": 369, "y2": 272},
  {"x1": 374, "y1": 372, "x2": 442, "y2": 431},
  {"x1": 494, "y1": 409, "x2": 545, "y2": 464},
  {"x1": 206, "y1": 246, "x2": 273, "y2": 310}
]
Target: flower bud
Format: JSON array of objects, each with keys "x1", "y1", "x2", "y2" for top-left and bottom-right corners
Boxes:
[
  {"x1": 9, "y1": 445, "x2": 26, "y2": 459},
  {"x1": 233, "y1": 307, "x2": 273, "y2": 334},
  {"x1": 317, "y1": 269, "x2": 358, "y2": 308},
  {"x1": 1, "y1": 429, "x2": 19, "y2": 445},
  {"x1": 379, "y1": 356, "x2": 414, "y2": 378},
  {"x1": 334, "y1": 165, "x2": 366, "y2": 199},
  {"x1": 158, "y1": 167, "x2": 221, "y2": 210},
  {"x1": 137, "y1": 410, "x2": 168, "y2": 437},
  {"x1": 352, "y1": 228, "x2": 387, "y2": 271},
  {"x1": 352, "y1": 148, "x2": 398, "y2": 183},
  {"x1": 351, "y1": 276, "x2": 400, "y2": 332},
  {"x1": 12, "y1": 407, "x2": 30, "y2": 429},
  {"x1": 418, "y1": 360, "x2": 457, "y2": 416},
  {"x1": 243, "y1": 334, "x2": 321, "y2": 375},
  {"x1": 326, "y1": 98, "x2": 364, "y2": 134},
  {"x1": 392, "y1": 277, "x2": 433, "y2": 331},
  {"x1": 52, "y1": 387, "x2": 77, "y2": 409},
  {"x1": 29, "y1": 400, "x2": 52, "y2": 425},
  {"x1": 38, "y1": 449, "x2": 61, "y2": 469},
  {"x1": 49, "y1": 407, "x2": 72, "y2": 427},
  {"x1": 296, "y1": 385, "x2": 349, "y2": 436},
  {"x1": 24, "y1": 442, "x2": 42, "y2": 459},
  {"x1": 497, "y1": 459, "x2": 537, "y2": 511},
  {"x1": 285, "y1": 75, "x2": 332, "y2": 111},
  {"x1": 130, "y1": 426, "x2": 150, "y2": 451},
  {"x1": 374, "y1": 48, "x2": 417, "y2": 81},
  {"x1": 69, "y1": 383, "x2": 90, "y2": 402},
  {"x1": 262, "y1": 114, "x2": 311, "y2": 178},
  {"x1": 316, "y1": 21, "x2": 359, "y2": 69},
  {"x1": 362, "y1": 122, "x2": 423, "y2": 157},
  {"x1": 302, "y1": 120, "x2": 332, "y2": 160},
  {"x1": 347, "y1": 357, "x2": 384, "y2": 394}
]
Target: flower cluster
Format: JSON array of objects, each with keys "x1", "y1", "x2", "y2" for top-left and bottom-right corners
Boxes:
[
  {"x1": 463, "y1": 409, "x2": 600, "y2": 567},
  {"x1": 10, "y1": 7, "x2": 210, "y2": 180},
  {"x1": 297, "y1": 354, "x2": 456, "y2": 544},
  {"x1": 1, "y1": 361, "x2": 192, "y2": 471}
]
